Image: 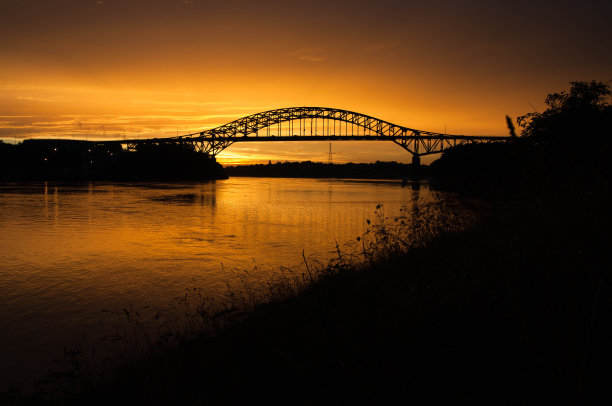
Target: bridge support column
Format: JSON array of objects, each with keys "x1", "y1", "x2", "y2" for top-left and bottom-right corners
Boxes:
[{"x1": 409, "y1": 154, "x2": 423, "y2": 181}]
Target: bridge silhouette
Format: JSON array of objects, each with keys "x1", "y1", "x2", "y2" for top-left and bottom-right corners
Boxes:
[{"x1": 107, "y1": 107, "x2": 512, "y2": 165}]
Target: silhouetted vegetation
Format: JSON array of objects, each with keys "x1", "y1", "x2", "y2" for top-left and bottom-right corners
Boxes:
[
  {"x1": 226, "y1": 160, "x2": 424, "y2": 179},
  {"x1": 0, "y1": 140, "x2": 226, "y2": 181},
  {"x1": 431, "y1": 81, "x2": 611, "y2": 195},
  {"x1": 517, "y1": 80, "x2": 612, "y2": 143}
]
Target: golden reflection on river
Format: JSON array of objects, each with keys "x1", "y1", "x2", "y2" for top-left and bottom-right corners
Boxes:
[{"x1": 0, "y1": 177, "x2": 435, "y2": 390}]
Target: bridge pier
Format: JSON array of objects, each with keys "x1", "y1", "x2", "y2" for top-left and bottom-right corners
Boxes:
[{"x1": 408, "y1": 154, "x2": 423, "y2": 181}]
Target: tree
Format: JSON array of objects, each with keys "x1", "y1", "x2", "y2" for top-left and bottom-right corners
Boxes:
[{"x1": 517, "y1": 81, "x2": 612, "y2": 142}]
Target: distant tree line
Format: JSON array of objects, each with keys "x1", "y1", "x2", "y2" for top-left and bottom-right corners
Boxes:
[
  {"x1": 225, "y1": 160, "x2": 424, "y2": 179},
  {"x1": 0, "y1": 140, "x2": 227, "y2": 181}
]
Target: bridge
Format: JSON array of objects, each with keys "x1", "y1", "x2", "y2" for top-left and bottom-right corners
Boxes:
[{"x1": 108, "y1": 107, "x2": 512, "y2": 165}]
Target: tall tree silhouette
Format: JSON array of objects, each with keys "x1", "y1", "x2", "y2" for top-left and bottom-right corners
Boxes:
[{"x1": 517, "y1": 81, "x2": 611, "y2": 143}]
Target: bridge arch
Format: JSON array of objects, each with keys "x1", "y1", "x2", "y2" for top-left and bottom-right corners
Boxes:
[
  {"x1": 185, "y1": 107, "x2": 426, "y2": 156},
  {"x1": 121, "y1": 107, "x2": 511, "y2": 160}
]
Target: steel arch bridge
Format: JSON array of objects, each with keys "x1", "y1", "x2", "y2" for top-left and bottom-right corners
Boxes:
[{"x1": 113, "y1": 107, "x2": 512, "y2": 164}]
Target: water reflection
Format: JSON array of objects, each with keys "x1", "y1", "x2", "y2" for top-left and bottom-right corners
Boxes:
[{"x1": 0, "y1": 178, "x2": 437, "y2": 390}]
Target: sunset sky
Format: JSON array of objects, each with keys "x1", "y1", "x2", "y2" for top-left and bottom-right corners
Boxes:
[{"x1": 1, "y1": 0, "x2": 610, "y2": 164}]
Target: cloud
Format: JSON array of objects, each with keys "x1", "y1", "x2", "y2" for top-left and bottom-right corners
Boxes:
[
  {"x1": 0, "y1": 112, "x2": 254, "y2": 140},
  {"x1": 289, "y1": 48, "x2": 325, "y2": 63},
  {"x1": 209, "y1": 105, "x2": 276, "y2": 112},
  {"x1": 17, "y1": 96, "x2": 62, "y2": 103},
  {"x1": 129, "y1": 100, "x2": 231, "y2": 107},
  {"x1": 154, "y1": 108, "x2": 197, "y2": 113}
]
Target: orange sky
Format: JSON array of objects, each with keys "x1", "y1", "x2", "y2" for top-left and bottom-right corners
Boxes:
[{"x1": 1, "y1": 0, "x2": 611, "y2": 164}]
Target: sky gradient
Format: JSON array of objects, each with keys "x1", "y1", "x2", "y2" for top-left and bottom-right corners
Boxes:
[{"x1": 1, "y1": 0, "x2": 611, "y2": 164}]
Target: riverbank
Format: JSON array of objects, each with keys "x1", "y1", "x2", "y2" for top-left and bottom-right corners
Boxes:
[{"x1": 6, "y1": 171, "x2": 609, "y2": 404}]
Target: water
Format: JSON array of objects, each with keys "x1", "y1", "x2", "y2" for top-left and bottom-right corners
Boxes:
[{"x1": 0, "y1": 177, "x2": 435, "y2": 390}]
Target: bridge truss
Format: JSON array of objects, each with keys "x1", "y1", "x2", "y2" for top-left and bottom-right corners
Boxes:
[{"x1": 117, "y1": 107, "x2": 511, "y2": 163}]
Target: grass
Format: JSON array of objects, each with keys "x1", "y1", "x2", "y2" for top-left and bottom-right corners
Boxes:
[{"x1": 3, "y1": 176, "x2": 610, "y2": 405}]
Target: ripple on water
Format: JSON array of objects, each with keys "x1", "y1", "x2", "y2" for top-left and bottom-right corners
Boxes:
[{"x1": 0, "y1": 178, "x2": 437, "y2": 391}]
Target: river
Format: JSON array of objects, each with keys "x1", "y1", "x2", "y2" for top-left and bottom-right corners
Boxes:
[{"x1": 0, "y1": 177, "x2": 437, "y2": 391}]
